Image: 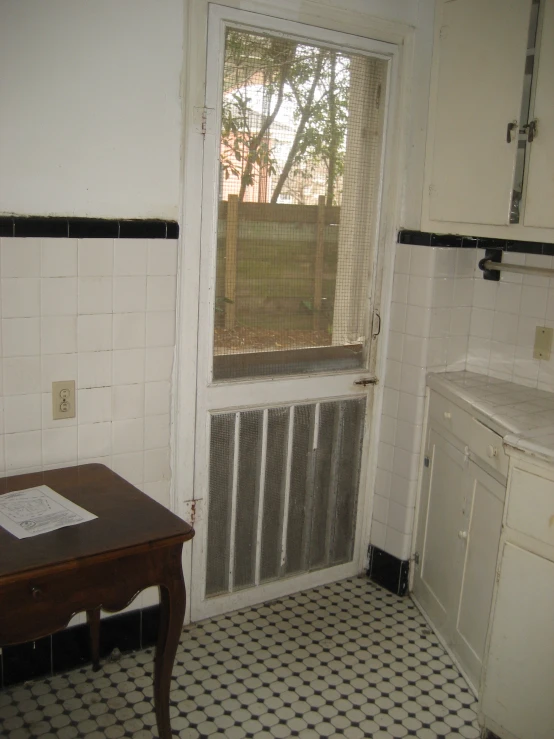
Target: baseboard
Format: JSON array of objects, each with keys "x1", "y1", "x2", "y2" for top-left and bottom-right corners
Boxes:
[
  {"x1": 367, "y1": 545, "x2": 410, "y2": 596},
  {"x1": 0, "y1": 605, "x2": 160, "y2": 688}
]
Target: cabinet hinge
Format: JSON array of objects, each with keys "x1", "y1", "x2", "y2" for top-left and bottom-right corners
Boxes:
[
  {"x1": 193, "y1": 106, "x2": 215, "y2": 136},
  {"x1": 424, "y1": 456, "x2": 430, "y2": 468},
  {"x1": 495, "y1": 567, "x2": 501, "y2": 584},
  {"x1": 413, "y1": 552, "x2": 420, "y2": 566}
]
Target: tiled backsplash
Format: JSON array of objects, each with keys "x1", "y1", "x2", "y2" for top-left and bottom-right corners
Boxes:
[
  {"x1": 373, "y1": 240, "x2": 554, "y2": 563},
  {"x1": 0, "y1": 237, "x2": 177, "y2": 510}
]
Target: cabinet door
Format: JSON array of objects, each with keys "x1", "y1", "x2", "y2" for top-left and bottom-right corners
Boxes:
[
  {"x1": 481, "y1": 544, "x2": 554, "y2": 739},
  {"x1": 524, "y1": 0, "x2": 554, "y2": 228},
  {"x1": 413, "y1": 427, "x2": 468, "y2": 636},
  {"x1": 428, "y1": 0, "x2": 532, "y2": 225},
  {"x1": 455, "y1": 462, "x2": 504, "y2": 689}
]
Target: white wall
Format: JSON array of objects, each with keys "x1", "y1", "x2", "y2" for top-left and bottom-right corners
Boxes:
[{"x1": 0, "y1": 0, "x2": 184, "y2": 219}]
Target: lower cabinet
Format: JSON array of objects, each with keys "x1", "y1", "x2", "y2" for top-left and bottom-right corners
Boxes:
[
  {"x1": 413, "y1": 414, "x2": 505, "y2": 690},
  {"x1": 481, "y1": 544, "x2": 554, "y2": 739}
]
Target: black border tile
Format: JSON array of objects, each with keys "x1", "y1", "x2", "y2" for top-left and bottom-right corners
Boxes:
[
  {"x1": 367, "y1": 545, "x2": 409, "y2": 597},
  {"x1": 166, "y1": 221, "x2": 179, "y2": 239},
  {"x1": 119, "y1": 219, "x2": 167, "y2": 239},
  {"x1": 15, "y1": 217, "x2": 68, "y2": 238},
  {"x1": 52, "y1": 623, "x2": 91, "y2": 673},
  {"x1": 0, "y1": 216, "x2": 15, "y2": 237},
  {"x1": 68, "y1": 218, "x2": 119, "y2": 238},
  {"x1": 2, "y1": 636, "x2": 52, "y2": 687},
  {"x1": 398, "y1": 230, "x2": 553, "y2": 256},
  {"x1": 141, "y1": 604, "x2": 161, "y2": 648},
  {"x1": 98, "y1": 610, "x2": 141, "y2": 658}
]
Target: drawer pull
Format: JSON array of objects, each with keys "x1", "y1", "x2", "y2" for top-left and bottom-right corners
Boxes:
[
  {"x1": 31, "y1": 586, "x2": 43, "y2": 600},
  {"x1": 458, "y1": 530, "x2": 468, "y2": 540},
  {"x1": 487, "y1": 445, "x2": 498, "y2": 458},
  {"x1": 443, "y1": 411, "x2": 452, "y2": 420}
]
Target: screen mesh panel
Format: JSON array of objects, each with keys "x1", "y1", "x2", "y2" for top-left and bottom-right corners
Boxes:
[
  {"x1": 234, "y1": 409, "x2": 263, "y2": 589},
  {"x1": 205, "y1": 412, "x2": 235, "y2": 596},
  {"x1": 260, "y1": 407, "x2": 289, "y2": 582},
  {"x1": 213, "y1": 28, "x2": 388, "y2": 380},
  {"x1": 205, "y1": 398, "x2": 365, "y2": 598}
]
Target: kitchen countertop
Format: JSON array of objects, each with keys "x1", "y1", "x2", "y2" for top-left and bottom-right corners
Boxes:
[{"x1": 427, "y1": 371, "x2": 554, "y2": 463}]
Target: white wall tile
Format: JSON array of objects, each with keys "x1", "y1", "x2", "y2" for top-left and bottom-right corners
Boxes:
[
  {"x1": 78, "y1": 239, "x2": 113, "y2": 276},
  {"x1": 145, "y1": 346, "x2": 174, "y2": 383},
  {"x1": 146, "y1": 311, "x2": 175, "y2": 348},
  {"x1": 78, "y1": 422, "x2": 112, "y2": 460},
  {"x1": 4, "y1": 394, "x2": 42, "y2": 433},
  {"x1": 41, "y1": 316, "x2": 77, "y2": 355},
  {"x1": 520, "y1": 285, "x2": 548, "y2": 318},
  {"x1": 3, "y1": 356, "x2": 41, "y2": 395},
  {"x1": 112, "y1": 451, "x2": 144, "y2": 485},
  {"x1": 113, "y1": 276, "x2": 147, "y2": 313},
  {"x1": 2, "y1": 278, "x2": 41, "y2": 317},
  {"x1": 2, "y1": 318, "x2": 40, "y2": 357},
  {"x1": 77, "y1": 314, "x2": 112, "y2": 352},
  {"x1": 113, "y1": 313, "x2": 145, "y2": 350},
  {"x1": 144, "y1": 413, "x2": 170, "y2": 450},
  {"x1": 1, "y1": 239, "x2": 41, "y2": 277},
  {"x1": 41, "y1": 278, "x2": 77, "y2": 315},
  {"x1": 5, "y1": 430, "x2": 42, "y2": 470},
  {"x1": 113, "y1": 348, "x2": 145, "y2": 386},
  {"x1": 114, "y1": 239, "x2": 148, "y2": 275},
  {"x1": 405, "y1": 305, "x2": 431, "y2": 338},
  {"x1": 41, "y1": 392, "x2": 77, "y2": 430},
  {"x1": 407, "y1": 245, "x2": 433, "y2": 276},
  {"x1": 112, "y1": 418, "x2": 144, "y2": 454},
  {"x1": 41, "y1": 239, "x2": 77, "y2": 277},
  {"x1": 371, "y1": 494, "x2": 389, "y2": 525},
  {"x1": 147, "y1": 275, "x2": 177, "y2": 312},
  {"x1": 407, "y1": 276, "x2": 434, "y2": 308},
  {"x1": 145, "y1": 381, "x2": 171, "y2": 417},
  {"x1": 42, "y1": 426, "x2": 78, "y2": 466},
  {"x1": 78, "y1": 276, "x2": 113, "y2": 314},
  {"x1": 370, "y1": 520, "x2": 387, "y2": 550},
  {"x1": 78, "y1": 351, "x2": 112, "y2": 389},
  {"x1": 148, "y1": 240, "x2": 178, "y2": 276},
  {"x1": 144, "y1": 447, "x2": 171, "y2": 483},
  {"x1": 143, "y1": 480, "x2": 171, "y2": 509},
  {"x1": 78, "y1": 387, "x2": 112, "y2": 424},
  {"x1": 113, "y1": 384, "x2": 145, "y2": 421}
]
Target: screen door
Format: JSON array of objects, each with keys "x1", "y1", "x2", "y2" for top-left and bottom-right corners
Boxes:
[{"x1": 190, "y1": 5, "x2": 395, "y2": 621}]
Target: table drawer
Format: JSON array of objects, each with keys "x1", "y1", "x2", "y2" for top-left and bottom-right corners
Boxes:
[
  {"x1": 471, "y1": 418, "x2": 509, "y2": 479},
  {"x1": 508, "y1": 467, "x2": 554, "y2": 551}
]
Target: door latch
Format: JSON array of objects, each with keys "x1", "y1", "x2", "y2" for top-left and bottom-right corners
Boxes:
[
  {"x1": 523, "y1": 119, "x2": 537, "y2": 142},
  {"x1": 506, "y1": 120, "x2": 518, "y2": 143},
  {"x1": 354, "y1": 377, "x2": 378, "y2": 386}
]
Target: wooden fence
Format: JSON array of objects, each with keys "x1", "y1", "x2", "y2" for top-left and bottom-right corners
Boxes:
[{"x1": 216, "y1": 195, "x2": 341, "y2": 332}]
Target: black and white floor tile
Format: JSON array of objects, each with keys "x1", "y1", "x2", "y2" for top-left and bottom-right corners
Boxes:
[{"x1": 0, "y1": 577, "x2": 481, "y2": 738}]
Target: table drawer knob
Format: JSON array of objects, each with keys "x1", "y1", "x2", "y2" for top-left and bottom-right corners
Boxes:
[
  {"x1": 458, "y1": 530, "x2": 468, "y2": 540},
  {"x1": 487, "y1": 445, "x2": 498, "y2": 458},
  {"x1": 31, "y1": 586, "x2": 43, "y2": 600},
  {"x1": 443, "y1": 411, "x2": 452, "y2": 420}
]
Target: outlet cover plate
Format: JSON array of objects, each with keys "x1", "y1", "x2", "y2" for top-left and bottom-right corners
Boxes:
[
  {"x1": 533, "y1": 326, "x2": 553, "y2": 360},
  {"x1": 52, "y1": 380, "x2": 76, "y2": 420}
]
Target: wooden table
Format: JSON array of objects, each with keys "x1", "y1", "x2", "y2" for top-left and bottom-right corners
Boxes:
[{"x1": 0, "y1": 463, "x2": 194, "y2": 739}]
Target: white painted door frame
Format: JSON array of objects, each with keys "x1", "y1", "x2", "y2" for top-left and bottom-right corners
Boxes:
[{"x1": 173, "y1": 0, "x2": 418, "y2": 625}]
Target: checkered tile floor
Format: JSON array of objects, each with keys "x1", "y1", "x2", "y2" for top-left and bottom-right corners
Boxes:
[{"x1": 0, "y1": 577, "x2": 482, "y2": 738}]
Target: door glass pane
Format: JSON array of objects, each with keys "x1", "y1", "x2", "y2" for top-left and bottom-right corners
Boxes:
[{"x1": 213, "y1": 28, "x2": 388, "y2": 380}]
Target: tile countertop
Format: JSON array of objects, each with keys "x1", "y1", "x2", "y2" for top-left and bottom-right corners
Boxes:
[{"x1": 427, "y1": 371, "x2": 554, "y2": 463}]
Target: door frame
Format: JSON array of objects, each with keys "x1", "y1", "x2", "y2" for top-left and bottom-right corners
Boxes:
[{"x1": 173, "y1": 0, "x2": 420, "y2": 624}]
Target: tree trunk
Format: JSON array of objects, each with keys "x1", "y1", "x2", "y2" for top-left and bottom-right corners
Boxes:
[
  {"x1": 270, "y1": 51, "x2": 325, "y2": 204},
  {"x1": 238, "y1": 43, "x2": 295, "y2": 202}
]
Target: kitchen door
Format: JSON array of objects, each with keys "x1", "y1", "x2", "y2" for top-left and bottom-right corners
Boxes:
[{"x1": 189, "y1": 5, "x2": 395, "y2": 621}]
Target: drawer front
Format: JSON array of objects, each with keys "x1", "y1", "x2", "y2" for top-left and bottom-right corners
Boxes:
[
  {"x1": 508, "y1": 467, "x2": 554, "y2": 550},
  {"x1": 470, "y1": 418, "x2": 509, "y2": 479},
  {"x1": 428, "y1": 392, "x2": 473, "y2": 443}
]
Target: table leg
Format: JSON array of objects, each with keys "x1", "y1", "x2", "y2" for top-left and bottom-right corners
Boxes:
[
  {"x1": 87, "y1": 608, "x2": 101, "y2": 672},
  {"x1": 154, "y1": 575, "x2": 186, "y2": 739}
]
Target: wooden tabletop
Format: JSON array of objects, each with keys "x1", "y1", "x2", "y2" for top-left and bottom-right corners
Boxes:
[{"x1": 0, "y1": 464, "x2": 194, "y2": 580}]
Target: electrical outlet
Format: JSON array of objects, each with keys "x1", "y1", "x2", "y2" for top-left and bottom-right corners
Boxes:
[
  {"x1": 533, "y1": 326, "x2": 553, "y2": 360},
  {"x1": 52, "y1": 380, "x2": 76, "y2": 420}
]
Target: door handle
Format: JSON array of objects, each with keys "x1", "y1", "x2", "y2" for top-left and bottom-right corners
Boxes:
[
  {"x1": 506, "y1": 121, "x2": 517, "y2": 143},
  {"x1": 354, "y1": 377, "x2": 378, "y2": 386},
  {"x1": 372, "y1": 310, "x2": 381, "y2": 338}
]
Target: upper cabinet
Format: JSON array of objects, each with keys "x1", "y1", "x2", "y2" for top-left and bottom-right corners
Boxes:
[{"x1": 422, "y1": 0, "x2": 554, "y2": 240}]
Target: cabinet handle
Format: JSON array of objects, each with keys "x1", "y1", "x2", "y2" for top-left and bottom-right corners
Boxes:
[
  {"x1": 443, "y1": 411, "x2": 451, "y2": 420},
  {"x1": 458, "y1": 530, "x2": 468, "y2": 540},
  {"x1": 506, "y1": 121, "x2": 518, "y2": 143},
  {"x1": 31, "y1": 586, "x2": 43, "y2": 600},
  {"x1": 487, "y1": 445, "x2": 498, "y2": 458}
]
